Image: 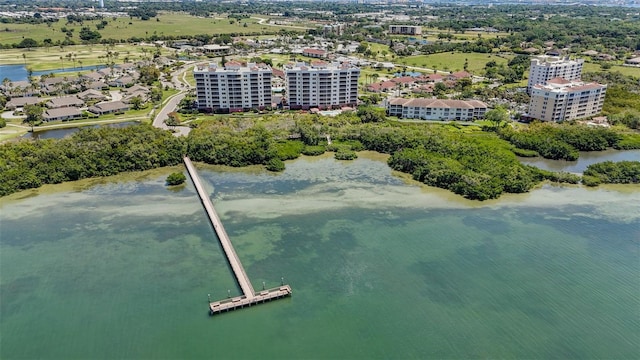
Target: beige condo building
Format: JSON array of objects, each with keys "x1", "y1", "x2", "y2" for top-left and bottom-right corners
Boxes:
[
  {"x1": 194, "y1": 61, "x2": 272, "y2": 112},
  {"x1": 528, "y1": 78, "x2": 606, "y2": 122},
  {"x1": 285, "y1": 61, "x2": 359, "y2": 110}
]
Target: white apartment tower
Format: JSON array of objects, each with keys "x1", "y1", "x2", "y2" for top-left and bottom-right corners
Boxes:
[
  {"x1": 527, "y1": 55, "x2": 584, "y2": 94},
  {"x1": 285, "y1": 61, "x2": 360, "y2": 110},
  {"x1": 528, "y1": 78, "x2": 606, "y2": 122},
  {"x1": 194, "y1": 61, "x2": 272, "y2": 112},
  {"x1": 389, "y1": 25, "x2": 422, "y2": 35}
]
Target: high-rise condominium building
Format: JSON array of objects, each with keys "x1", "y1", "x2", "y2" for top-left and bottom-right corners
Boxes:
[
  {"x1": 194, "y1": 61, "x2": 272, "y2": 112},
  {"x1": 528, "y1": 78, "x2": 606, "y2": 122},
  {"x1": 388, "y1": 25, "x2": 422, "y2": 35},
  {"x1": 527, "y1": 55, "x2": 584, "y2": 94},
  {"x1": 285, "y1": 61, "x2": 360, "y2": 110}
]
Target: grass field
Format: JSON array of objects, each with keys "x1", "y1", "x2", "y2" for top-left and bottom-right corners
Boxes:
[
  {"x1": 0, "y1": 44, "x2": 172, "y2": 71},
  {"x1": 391, "y1": 30, "x2": 509, "y2": 44},
  {"x1": 362, "y1": 42, "x2": 392, "y2": 60},
  {"x1": 427, "y1": 30, "x2": 510, "y2": 41},
  {"x1": 583, "y1": 62, "x2": 640, "y2": 78},
  {"x1": 398, "y1": 52, "x2": 513, "y2": 74},
  {"x1": 0, "y1": 12, "x2": 305, "y2": 46}
]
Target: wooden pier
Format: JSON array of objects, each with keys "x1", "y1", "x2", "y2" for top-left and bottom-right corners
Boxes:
[{"x1": 183, "y1": 157, "x2": 292, "y2": 316}]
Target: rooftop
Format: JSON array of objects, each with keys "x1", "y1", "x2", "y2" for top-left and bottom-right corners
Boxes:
[
  {"x1": 533, "y1": 79, "x2": 606, "y2": 93},
  {"x1": 389, "y1": 98, "x2": 487, "y2": 109},
  {"x1": 194, "y1": 62, "x2": 271, "y2": 73}
]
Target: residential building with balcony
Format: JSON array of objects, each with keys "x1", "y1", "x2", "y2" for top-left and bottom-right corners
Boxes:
[
  {"x1": 302, "y1": 48, "x2": 327, "y2": 59},
  {"x1": 285, "y1": 61, "x2": 360, "y2": 110},
  {"x1": 527, "y1": 55, "x2": 584, "y2": 94},
  {"x1": 386, "y1": 98, "x2": 488, "y2": 121},
  {"x1": 323, "y1": 24, "x2": 346, "y2": 36},
  {"x1": 194, "y1": 61, "x2": 272, "y2": 112},
  {"x1": 527, "y1": 78, "x2": 606, "y2": 122},
  {"x1": 389, "y1": 25, "x2": 422, "y2": 35}
]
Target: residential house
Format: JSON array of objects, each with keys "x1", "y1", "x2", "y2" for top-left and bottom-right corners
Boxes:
[
  {"x1": 5, "y1": 96, "x2": 42, "y2": 110},
  {"x1": 447, "y1": 71, "x2": 472, "y2": 81},
  {"x1": 85, "y1": 81, "x2": 109, "y2": 91},
  {"x1": 77, "y1": 89, "x2": 108, "y2": 102},
  {"x1": 88, "y1": 101, "x2": 129, "y2": 115},
  {"x1": 45, "y1": 96, "x2": 84, "y2": 109},
  {"x1": 109, "y1": 75, "x2": 135, "y2": 88},
  {"x1": 82, "y1": 71, "x2": 104, "y2": 82},
  {"x1": 367, "y1": 81, "x2": 398, "y2": 93},
  {"x1": 43, "y1": 107, "x2": 83, "y2": 122},
  {"x1": 419, "y1": 74, "x2": 444, "y2": 83},
  {"x1": 625, "y1": 57, "x2": 640, "y2": 66},
  {"x1": 122, "y1": 84, "x2": 150, "y2": 103},
  {"x1": 201, "y1": 45, "x2": 232, "y2": 56},
  {"x1": 302, "y1": 48, "x2": 327, "y2": 59}
]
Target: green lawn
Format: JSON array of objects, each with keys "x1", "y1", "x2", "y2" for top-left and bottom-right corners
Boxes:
[
  {"x1": 362, "y1": 42, "x2": 392, "y2": 60},
  {"x1": 426, "y1": 30, "x2": 510, "y2": 41},
  {"x1": 0, "y1": 44, "x2": 172, "y2": 71},
  {"x1": 583, "y1": 62, "x2": 640, "y2": 78},
  {"x1": 0, "y1": 12, "x2": 304, "y2": 46},
  {"x1": 398, "y1": 52, "x2": 513, "y2": 74}
]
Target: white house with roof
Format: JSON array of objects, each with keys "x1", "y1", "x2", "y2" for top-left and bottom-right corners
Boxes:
[{"x1": 386, "y1": 98, "x2": 487, "y2": 121}]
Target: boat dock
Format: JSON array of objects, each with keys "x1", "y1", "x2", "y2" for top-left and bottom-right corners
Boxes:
[{"x1": 183, "y1": 157, "x2": 292, "y2": 316}]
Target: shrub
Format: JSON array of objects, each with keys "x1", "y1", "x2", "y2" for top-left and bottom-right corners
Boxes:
[
  {"x1": 582, "y1": 175, "x2": 601, "y2": 187},
  {"x1": 301, "y1": 145, "x2": 326, "y2": 156},
  {"x1": 511, "y1": 147, "x2": 538, "y2": 157},
  {"x1": 273, "y1": 140, "x2": 304, "y2": 160},
  {"x1": 265, "y1": 158, "x2": 285, "y2": 172},
  {"x1": 614, "y1": 134, "x2": 640, "y2": 150},
  {"x1": 584, "y1": 161, "x2": 640, "y2": 184},
  {"x1": 334, "y1": 150, "x2": 357, "y2": 160},
  {"x1": 166, "y1": 172, "x2": 186, "y2": 186},
  {"x1": 540, "y1": 170, "x2": 581, "y2": 184}
]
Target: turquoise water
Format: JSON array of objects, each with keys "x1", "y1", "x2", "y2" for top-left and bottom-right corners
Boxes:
[
  {"x1": 24, "y1": 121, "x2": 140, "y2": 140},
  {"x1": 519, "y1": 149, "x2": 640, "y2": 173},
  {"x1": 0, "y1": 64, "x2": 107, "y2": 82},
  {"x1": 1, "y1": 155, "x2": 639, "y2": 359}
]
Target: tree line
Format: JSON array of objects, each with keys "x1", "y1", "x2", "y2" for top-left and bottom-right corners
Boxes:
[
  {"x1": 2, "y1": 114, "x2": 639, "y2": 199},
  {"x1": 497, "y1": 122, "x2": 634, "y2": 161},
  {"x1": 0, "y1": 124, "x2": 184, "y2": 197}
]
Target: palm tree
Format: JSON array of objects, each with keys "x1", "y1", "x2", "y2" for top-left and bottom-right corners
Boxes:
[
  {"x1": 66, "y1": 53, "x2": 73, "y2": 69},
  {"x1": 2, "y1": 77, "x2": 12, "y2": 91},
  {"x1": 28, "y1": 76, "x2": 38, "y2": 96}
]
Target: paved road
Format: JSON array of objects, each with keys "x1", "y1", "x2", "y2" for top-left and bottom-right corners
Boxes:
[
  {"x1": 152, "y1": 61, "x2": 203, "y2": 137},
  {"x1": 152, "y1": 91, "x2": 191, "y2": 136}
]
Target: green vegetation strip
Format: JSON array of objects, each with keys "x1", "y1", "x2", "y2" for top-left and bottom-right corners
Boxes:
[{"x1": 2, "y1": 113, "x2": 640, "y2": 199}]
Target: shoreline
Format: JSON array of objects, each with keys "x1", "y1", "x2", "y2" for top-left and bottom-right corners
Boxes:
[{"x1": 2, "y1": 155, "x2": 638, "y2": 211}]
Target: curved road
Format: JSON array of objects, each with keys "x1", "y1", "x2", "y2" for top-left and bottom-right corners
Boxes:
[{"x1": 152, "y1": 61, "x2": 201, "y2": 137}]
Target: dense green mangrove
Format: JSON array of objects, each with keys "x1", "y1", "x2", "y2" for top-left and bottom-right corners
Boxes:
[{"x1": 1, "y1": 115, "x2": 639, "y2": 200}]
